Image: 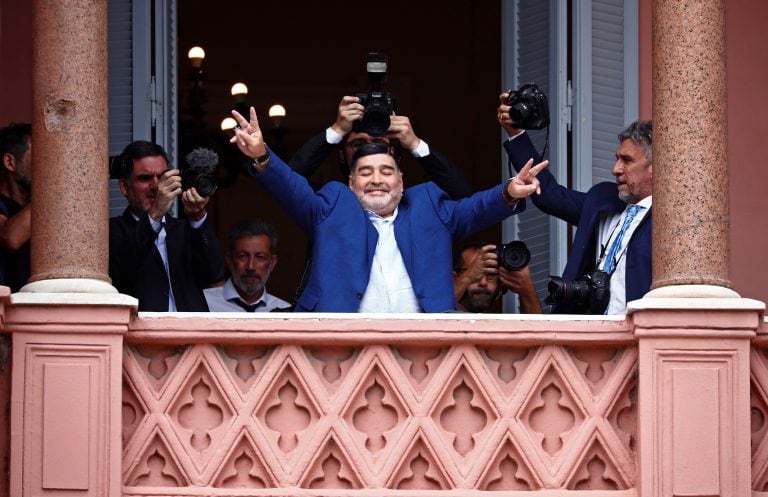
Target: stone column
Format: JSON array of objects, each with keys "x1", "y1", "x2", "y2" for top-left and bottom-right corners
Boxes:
[
  {"x1": 24, "y1": 0, "x2": 114, "y2": 293},
  {"x1": 6, "y1": 2, "x2": 136, "y2": 497},
  {"x1": 633, "y1": 3, "x2": 764, "y2": 497},
  {"x1": 650, "y1": 0, "x2": 732, "y2": 294}
]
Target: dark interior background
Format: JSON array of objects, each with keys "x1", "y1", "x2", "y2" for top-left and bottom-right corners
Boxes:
[{"x1": 178, "y1": 0, "x2": 503, "y2": 304}]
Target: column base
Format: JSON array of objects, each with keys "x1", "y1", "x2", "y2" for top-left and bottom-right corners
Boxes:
[
  {"x1": 20, "y1": 277, "x2": 118, "y2": 295},
  {"x1": 645, "y1": 284, "x2": 741, "y2": 299},
  {"x1": 628, "y1": 284, "x2": 764, "y2": 315}
]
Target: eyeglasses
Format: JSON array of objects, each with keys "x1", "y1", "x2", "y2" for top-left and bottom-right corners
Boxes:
[{"x1": 344, "y1": 138, "x2": 390, "y2": 152}]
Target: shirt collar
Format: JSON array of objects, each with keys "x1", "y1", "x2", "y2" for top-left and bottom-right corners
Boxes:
[
  {"x1": 365, "y1": 206, "x2": 399, "y2": 224},
  {"x1": 634, "y1": 195, "x2": 652, "y2": 209}
]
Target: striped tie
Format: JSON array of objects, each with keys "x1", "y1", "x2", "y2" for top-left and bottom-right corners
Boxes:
[{"x1": 602, "y1": 204, "x2": 641, "y2": 274}]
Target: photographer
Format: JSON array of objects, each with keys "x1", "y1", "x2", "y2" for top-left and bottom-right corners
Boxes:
[
  {"x1": 109, "y1": 140, "x2": 225, "y2": 311},
  {"x1": 453, "y1": 241, "x2": 542, "y2": 313},
  {"x1": 289, "y1": 55, "x2": 471, "y2": 200},
  {"x1": 290, "y1": 96, "x2": 471, "y2": 199},
  {"x1": 498, "y1": 91, "x2": 652, "y2": 314}
]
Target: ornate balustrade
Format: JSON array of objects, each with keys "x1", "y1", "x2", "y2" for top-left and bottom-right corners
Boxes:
[
  {"x1": 5, "y1": 298, "x2": 763, "y2": 497},
  {"x1": 121, "y1": 314, "x2": 638, "y2": 495}
]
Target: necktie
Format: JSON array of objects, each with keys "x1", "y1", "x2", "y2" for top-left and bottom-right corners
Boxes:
[
  {"x1": 602, "y1": 204, "x2": 641, "y2": 274},
  {"x1": 228, "y1": 298, "x2": 266, "y2": 312}
]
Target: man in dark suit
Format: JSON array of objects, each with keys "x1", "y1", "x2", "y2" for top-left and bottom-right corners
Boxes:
[
  {"x1": 289, "y1": 95, "x2": 472, "y2": 200},
  {"x1": 499, "y1": 94, "x2": 652, "y2": 314},
  {"x1": 109, "y1": 141, "x2": 224, "y2": 311},
  {"x1": 230, "y1": 107, "x2": 547, "y2": 313},
  {"x1": 0, "y1": 122, "x2": 32, "y2": 292}
]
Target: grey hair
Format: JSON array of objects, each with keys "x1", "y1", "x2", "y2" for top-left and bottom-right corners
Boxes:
[{"x1": 618, "y1": 120, "x2": 653, "y2": 163}]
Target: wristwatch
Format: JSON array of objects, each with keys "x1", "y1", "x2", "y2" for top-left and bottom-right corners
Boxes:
[{"x1": 250, "y1": 151, "x2": 271, "y2": 171}]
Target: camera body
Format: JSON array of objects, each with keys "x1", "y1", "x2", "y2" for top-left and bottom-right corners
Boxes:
[
  {"x1": 355, "y1": 53, "x2": 395, "y2": 137},
  {"x1": 505, "y1": 82, "x2": 550, "y2": 130},
  {"x1": 547, "y1": 270, "x2": 610, "y2": 314},
  {"x1": 181, "y1": 148, "x2": 219, "y2": 197},
  {"x1": 181, "y1": 168, "x2": 217, "y2": 197},
  {"x1": 496, "y1": 240, "x2": 531, "y2": 271},
  {"x1": 355, "y1": 91, "x2": 395, "y2": 137}
]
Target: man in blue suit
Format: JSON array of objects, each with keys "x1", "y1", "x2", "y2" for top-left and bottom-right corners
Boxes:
[
  {"x1": 498, "y1": 94, "x2": 653, "y2": 314},
  {"x1": 230, "y1": 107, "x2": 548, "y2": 313}
]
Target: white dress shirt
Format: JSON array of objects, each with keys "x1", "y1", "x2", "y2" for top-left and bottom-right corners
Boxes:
[
  {"x1": 144, "y1": 213, "x2": 206, "y2": 312},
  {"x1": 358, "y1": 208, "x2": 421, "y2": 313},
  {"x1": 204, "y1": 278, "x2": 290, "y2": 312},
  {"x1": 597, "y1": 196, "x2": 652, "y2": 314}
]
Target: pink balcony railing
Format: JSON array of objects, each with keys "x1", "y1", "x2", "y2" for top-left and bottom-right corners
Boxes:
[
  {"x1": 121, "y1": 314, "x2": 637, "y2": 495},
  {"x1": 4, "y1": 292, "x2": 764, "y2": 497}
]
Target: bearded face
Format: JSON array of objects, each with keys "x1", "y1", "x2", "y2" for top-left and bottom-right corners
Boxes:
[{"x1": 227, "y1": 234, "x2": 277, "y2": 302}]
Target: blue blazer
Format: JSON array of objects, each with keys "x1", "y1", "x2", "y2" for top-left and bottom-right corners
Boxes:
[
  {"x1": 255, "y1": 153, "x2": 524, "y2": 312},
  {"x1": 504, "y1": 134, "x2": 652, "y2": 313}
]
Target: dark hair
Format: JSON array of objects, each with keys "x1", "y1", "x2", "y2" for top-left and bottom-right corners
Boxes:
[
  {"x1": 339, "y1": 134, "x2": 402, "y2": 175},
  {"x1": 0, "y1": 122, "x2": 32, "y2": 162},
  {"x1": 349, "y1": 142, "x2": 399, "y2": 172},
  {"x1": 453, "y1": 240, "x2": 493, "y2": 271},
  {"x1": 227, "y1": 219, "x2": 278, "y2": 253},
  {"x1": 114, "y1": 140, "x2": 170, "y2": 179},
  {"x1": 618, "y1": 120, "x2": 653, "y2": 163}
]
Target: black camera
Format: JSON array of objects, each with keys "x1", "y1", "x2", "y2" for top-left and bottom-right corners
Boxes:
[
  {"x1": 547, "y1": 270, "x2": 610, "y2": 314},
  {"x1": 181, "y1": 147, "x2": 219, "y2": 197},
  {"x1": 497, "y1": 240, "x2": 531, "y2": 271},
  {"x1": 505, "y1": 82, "x2": 550, "y2": 130},
  {"x1": 355, "y1": 53, "x2": 395, "y2": 137}
]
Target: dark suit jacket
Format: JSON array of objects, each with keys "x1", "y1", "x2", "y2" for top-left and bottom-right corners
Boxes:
[
  {"x1": 504, "y1": 134, "x2": 652, "y2": 313},
  {"x1": 109, "y1": 209, "x2": 224, "y2": 311},
  {"x1": 289, "y1": 130, "x2": 473, "y2": 199},
  {"x1": 0, "y1": 193, "x2": 30, "y2": 292},
  {"x1": 255, "y1": 151, "x2": 523, "y2": 312}
]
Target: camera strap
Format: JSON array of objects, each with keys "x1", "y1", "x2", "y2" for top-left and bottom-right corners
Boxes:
[
  {"x1": 597, "y1": 204, "x2": 642, "y2": 275},
  {"x1": 596, "y1": 218, "x2": 620, "y2": 273}
]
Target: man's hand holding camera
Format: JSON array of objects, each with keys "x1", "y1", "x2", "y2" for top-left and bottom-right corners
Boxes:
[
  {"x1": 497, "y1": 92, "x2": 522, "y2": 137},
  {"x1": 181, "y1": 187, "x2": 209, "y2": 222},
  {"x1": 331, "y1": 96, "x2": 365, "y2": 136},
  {"x1": 146, "y1": 169, "x2": 210, "y2": 223},
  {"x1": 387, "y1": 114, "x2": 422, "y2": 151},
  {"x1": 148, "y1": 169, "x2": 182, "y2": 223},
  {"x1": 499, "y1": 265, "x2": 542, "y2": 313},
  {"x1": 454, "y1": 244, "x2": 499, "y2": 301}
]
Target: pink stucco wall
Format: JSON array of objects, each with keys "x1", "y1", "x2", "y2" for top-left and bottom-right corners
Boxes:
[{"x1": 723, "y1": 0, "x2": 768, "y2": 302}]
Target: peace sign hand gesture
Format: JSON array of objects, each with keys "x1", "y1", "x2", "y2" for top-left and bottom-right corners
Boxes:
[
  {"x1": 505, "y1": 158, "x2": 549, "y2": 200},
  {"x1": 230, "y1": 106, "x2": 268, "y2": 166}
]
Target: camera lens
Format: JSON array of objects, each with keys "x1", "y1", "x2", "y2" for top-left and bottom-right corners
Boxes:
[
  {"x1": 194, "y1": 174, "x2": 217, "y2": 197},
  {"x1": 547, "y1": 276, "x2": 592, "y2": 304},
  {"x1": 509, "y1": 102, "x2": 532, "y2": 129},
  {"x1": 361, "y1": 105, "x2": 391, "y2": 137},
  {"x1": 498, "y1": 241, "x2": 531, "y2": 270}
]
